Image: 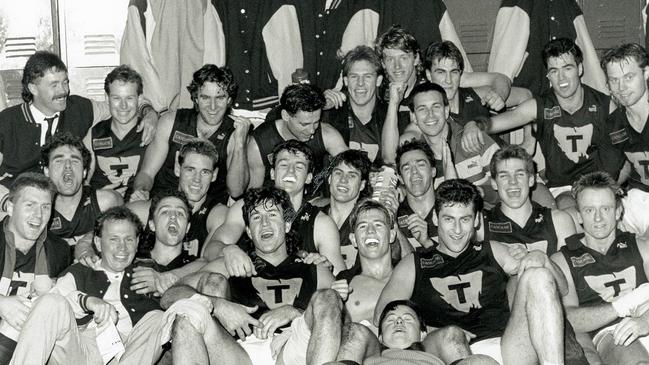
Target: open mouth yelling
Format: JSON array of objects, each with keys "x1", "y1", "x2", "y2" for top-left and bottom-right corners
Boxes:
[
  {"x1": 260, "y1": 230, "x2": 274, "y2": 240},
  {"x1": 167, "y1": 223, "x2": 179, "y2": 235},
  {"x1": 62, "y1": 172, "x2": 74, "y2": 186}
]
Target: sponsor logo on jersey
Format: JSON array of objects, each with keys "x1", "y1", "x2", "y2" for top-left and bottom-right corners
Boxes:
[
  {"x1": 430, "y1": 271, "x2": 483, "y2": 312},
  {"x1": 553, "y1": 124, "x2": 593, "y2": 163},
  {"x1": 609, "y1": 128, "x2": 628, "y2": 145},
  {"x1": 584, "y1": 266, "x2": 636, "y2": 302},
  {"x1": 488, "y1": 221, "x2": 512, "y2": 233},
  {"x1": 625, "y1": 151, "x2": 649, "y2": 183},
  {"x1": 50, "y1": 217, "x2": 62, "y2": 230},
  {"x1": 252, "y1": 277, "x2": 304, "y2": 309},
  {"x1": 570, "y1": 253, "x2": 596, "y2": 268},
  {"x1": 172, "y1": 131, "x2": 197, "y2": 145},
  {"x1": 534, "y1": 213, "x2": 544, "y2": 223},
  {"x1": 544, "y1": 106, "x2": 561, "y2": 120},
  {"x1": 420, "y1": 254, "x2": 444, "y2": 269},
  {"x1": 588, "y1": 105, "x2": 597, "y2": 113},
  {"x1": 216, "y1": 133, "x2": 226, "y2": 140},
  {"x1": 92, "y1": 137, "x2": 113, "y2": 150},
  {"x1": 617, "y1": 241, "x2": 628, "y2": 249},
  {"x1": 465, "y1": 95, "x2": 474, "y2": 103}
]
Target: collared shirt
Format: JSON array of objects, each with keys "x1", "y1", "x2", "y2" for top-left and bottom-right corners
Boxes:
[{"x1": 29, "y1": 104, "x2": 59, "y2": 146}]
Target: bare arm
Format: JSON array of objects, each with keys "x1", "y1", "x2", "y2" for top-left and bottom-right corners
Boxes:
[
  {"x1": 321, "y1": 122, "x2": 348, "y2": 157},
  {"x1": 96, "y1": 189, "x2": 124, "y2": 211},
  {"x1": 247, "y1": 137, "x2": 266, "y2": 189},
  {"x1": 484, "y1": 98, "x2": 538, "y2": 134},
  {"x1": 550, "y1": 252, "x2": 618, "y2": 333},
  {"x1": 201, "y1": 200, "x2": 246, "y2": 261},
  {"x1": 314, "y1": 212, "x2": 345, "y2": 275},
  {"x1": 460, "y1": 71, "x2": 511, "y2": 103},
  {"x1": 373, "y1": 253, "x2": 416, "y2": 326},
  {"x1": 132, "y1": 112, "x2": 175, "y2": 196},
  {"x1": 316, "y1": 263, "x2": 335, "y2": 289},
  {"x1": 381, "y1": 82, "x2": 407, "y2": 164},
  {"x1": 551, "y1": 209, "x2": 577, "y2": 250},
  {"x1": 225, "y1": 116, "x2": 251, "y2": 198}
]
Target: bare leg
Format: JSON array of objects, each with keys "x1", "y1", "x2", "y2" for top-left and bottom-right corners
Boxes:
[
  {"x1": 501, "y1": 267, "x2": 564, "y2": 365},
  {"x1": 422, "y1": 325, "x2": 472, "y2": 364},
  {"x1": 171, "y1": 316, "x2": 209, "y2": 365},
  {"x1": 336, "y1": 323, "x2": 381, "y2": 364},
  {"x1": 304, "y1": 289, "x2": 344, "y2": 365}
]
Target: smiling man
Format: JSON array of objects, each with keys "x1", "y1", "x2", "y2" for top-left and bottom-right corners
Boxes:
[
  {"x1": 9, "y1": 206, "x2": 168, "y2": 365},
  {"x1": 0, "y1": 52, "x2": 158, "y2": 200},
  {"x1": 0, "y1": 173, "x2": 70, "y2": 363},
  {"x1": 601, "y1": 43, "x2": 649, "y2": 238},
  {"x1": 248, "y1": 83, "x2": 347, "y2": 194},
  {"x1": 468, "y1": 38, "x2": 624, "y2": 210},
  {"x1": 375, "y1": 179, "x2": 576, "y2": 364},
  {"x1": 551, "y1": 172, "x2": 649, "y2": 364},
  {"x1": 132, "y1": 64, "x2": 250, "y2": 205},
  {"x1": 321, "y1": 46, "x2": 410, "y2": 163},
  {"x1": 84, "y1": 65, "x2": 147, "y2": 199},
  {"x1": 204, "y1": 140, "x2": 344, "y2": 276}
]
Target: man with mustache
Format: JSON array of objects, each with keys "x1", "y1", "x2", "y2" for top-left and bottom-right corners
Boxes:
[{"x1": 0, "y1": 51, "x2": 158, "y2": 201}]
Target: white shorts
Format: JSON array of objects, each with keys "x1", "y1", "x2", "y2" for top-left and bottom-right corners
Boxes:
[
  {"x1": 238, "y1": 314, "x2": 310, "y2": 365},
  {"x1": 621, "y1": 188, "x2": 649, "y2": 237},
  {"x1": 470, "y1": 337, "x2": 503, "y2": 364}
]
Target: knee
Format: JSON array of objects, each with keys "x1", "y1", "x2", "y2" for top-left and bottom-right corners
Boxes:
[
  {"x1": 197, "y1": 272, "x2": 228, "y2": 297},
  {"x1": 33, "y1": 293, "x2": 68, "y2": 312},
  {"x1": 437, "y1": 325, "x2": 468, "y2": 345},
  {"x1": 311, "y1": 289, "x2": 343, "y2": 315},
  {"x1": 518, "y1": 267, "x2": 556, "y2": 294},
  {"x1": 342, "y1": 322, "x2": 373, "y2": 343},
  {"x1": 172, "y1": 315, "x2": 199, "y2": 339}
]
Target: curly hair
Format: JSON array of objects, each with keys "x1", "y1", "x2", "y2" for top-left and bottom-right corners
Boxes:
[
  {"x1": 187, "y1": 64, "x2": 238, "y2": 108},
  {"x1": 41, "y1": 132, "x2": 92, "y2": 171}
]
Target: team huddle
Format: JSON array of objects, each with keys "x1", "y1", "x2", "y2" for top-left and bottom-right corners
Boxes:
[{"x1": 0, "y1": 22, "x2": 648, "y2": 365}]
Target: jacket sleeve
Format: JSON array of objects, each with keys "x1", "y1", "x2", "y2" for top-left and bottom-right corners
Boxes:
[{"x1": 488, "y1": 4, "x2": 530, "y2": 80}]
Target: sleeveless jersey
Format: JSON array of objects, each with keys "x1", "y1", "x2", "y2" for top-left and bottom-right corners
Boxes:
[
  {"x1": 89, "y1": 118, "x2": 145, "y2": 198},
  {"x1": 229, "y1": 254, "x2": 318, "y2": 317},
  {"x1": 251, "y1": 120, "x2": 329, "y2": 195},
  {"x1": 534, "y1": 85, "x2": 618, "y2": 188},
  {"x1": 183, "y1": 200, "x2": 220, "y2": 258},
  {"x1": 396, "y1": 200, "x2": 438, "y2": 250},
  {"x1": 452, "y1": 88, "x2": 491, "y2": 127},
  {"x1": 411, "y1": 242, "x2": 510, "y2": 341},
  {"x1": 483, "y1": 202, "x2": 559, "y2": 255},
  {"x1": 153, "y1": 109, "x2": 236, "y2": 204},
  {"x1": 324, "y1": 204, "x2": 356, "y2": 269},
  {"x1": 607, "y1": 106, "x2": 649, "y2": 192},
  {"x1": 237, "y1": 202, "x2": 321, "y2": 256},
  {"x1": 49, "y1": 186, "x2": 102, "y2": 247},
  {"x1": 561, "y1": 230, "x2": 648, "y2": 310}
]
